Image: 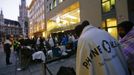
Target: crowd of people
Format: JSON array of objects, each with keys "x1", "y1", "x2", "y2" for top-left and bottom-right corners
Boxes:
[
  {"x1": 2, "y1": 20, "x2": 134, "y2": 75},
  {"x1": 3, "y1": 31, "x2": 78, "y2": 70}
]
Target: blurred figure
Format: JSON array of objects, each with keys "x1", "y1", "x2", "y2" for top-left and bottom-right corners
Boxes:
[
  {"x1": 4, "y1": 36, "x2": 12, "y2": 65},
  {"x1": 75, "y1": 20, "x2": 129, "y2": 75},
  {"x1": 48, "y1": 35, "x2": 55, "y2": 49},
  {"x1": 13, "y1": 38, "x2": 20, "y2": 58},
  {"x1": 118, "y1": 21, "x2": 134, "y2": 74},
  {"x1": 52, "y1": 43, "x2": 62, "y2": 57},
  {"x1": 57, "y1": 66, "x2": 76, "y2": 75},
  {"x1": 36, "y1": 37, "x2": 40, "y2": 49}
]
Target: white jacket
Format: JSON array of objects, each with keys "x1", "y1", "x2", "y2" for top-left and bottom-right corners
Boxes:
[
  {"x1": 4, "y1": 39, "x2": 12, "y2": 45},
  {"x1": 76, "y1": 25, "x2": 129, "y2": 75}
]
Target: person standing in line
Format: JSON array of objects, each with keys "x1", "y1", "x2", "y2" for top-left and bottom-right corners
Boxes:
[
  {"x1": 4, "y1": 36, "x2": 12, "y2": 65},
  {"x1": 117, "y1": 21, "x2": 134, "y2": 75},
  {"x1": 48, "y1": 35, "x2": 55, "y2": 49},
  {"x1": 75, "y1": 20, "x2": 130, "y2": 75}
]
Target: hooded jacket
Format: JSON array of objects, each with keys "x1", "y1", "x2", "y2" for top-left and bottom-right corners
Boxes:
[{"x1": 76, "y1": 25, "x2": 129, "y2": 75}]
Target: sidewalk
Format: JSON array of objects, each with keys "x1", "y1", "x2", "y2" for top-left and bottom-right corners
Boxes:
[{"x1": 0, "y1": 44, "x2": 76, "y2": 75}]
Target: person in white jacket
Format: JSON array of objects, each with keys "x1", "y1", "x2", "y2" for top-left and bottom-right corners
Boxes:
[
  {"x1": 75, "y1": 20, "x2": 130, "y2": 75},
  {"x1": 4, "y1": 36, "x2": 12, "y2": 65}
]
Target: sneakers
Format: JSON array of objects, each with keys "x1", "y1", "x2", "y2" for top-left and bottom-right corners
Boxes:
[
  {"x1": 17, "y1": 67, "x2": 26, "y2": 71},
  {"x1": 17, "y1": 68, "x2": 22, "y2": 71}
]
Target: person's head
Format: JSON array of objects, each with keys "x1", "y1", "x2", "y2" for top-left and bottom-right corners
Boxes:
[
  {"x1": 117, "y1": 21, "x2": 134, "y2": 38},
  {"x1": 75, "y1": 20, "x2": 90, "y2": 37},
  {"x1": 6, "y1": 35, "x2": 10, "y2": 40},
  {"x1": 81, "y1": 20, "x2": 90, "y2": 27},
  {"x1": 75, "y1": 24, "x2": 84, "y2": 37}
]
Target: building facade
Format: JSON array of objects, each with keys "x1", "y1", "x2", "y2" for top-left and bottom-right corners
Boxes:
[
  {"x1": 45, "y1": 0, "x2": 80, "y2": 34},
  {"x1": 79, "y1": 0, "x2": 131, "y2": 39},
  {"x1": 28, "y1": 0, "x2": 133, "y2": 39},
  {"x1": 28, "y1": 0, "x2": 45, "y2": 38},
  {"x1": 18, "y1": 0, "x2": 29, "y2": 38},
  {"x1": 0, "y1": 10, "x2": 22, "y2": 42}
]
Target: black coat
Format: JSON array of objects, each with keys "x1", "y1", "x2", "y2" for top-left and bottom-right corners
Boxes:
[{"x1": 4, "y1": 43, "x2": 11, "y2": 54}]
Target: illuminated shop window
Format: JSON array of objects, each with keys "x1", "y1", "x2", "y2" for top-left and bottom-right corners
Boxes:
[
  {"x1": 111, "y1": 0, "x2": 115, "y2": 6},
  {"x1": 47, "y1": 2, "x2": 80, "y2": 32},
  {"x1": 102, "y1": 0, "x2": 115, "y2": 13},
  {"x1": 108, "y1": 28, "x2": 118, "y2": 39},
  {"x1": 102, "y1": 1, "x2": 110, "y2": 12},
  {"x1": 47, "y1": 8, "x2": 80, "y2": 32},
  {"x1": 102, "y1": 18, "x2": 118, "y2": 39}
]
